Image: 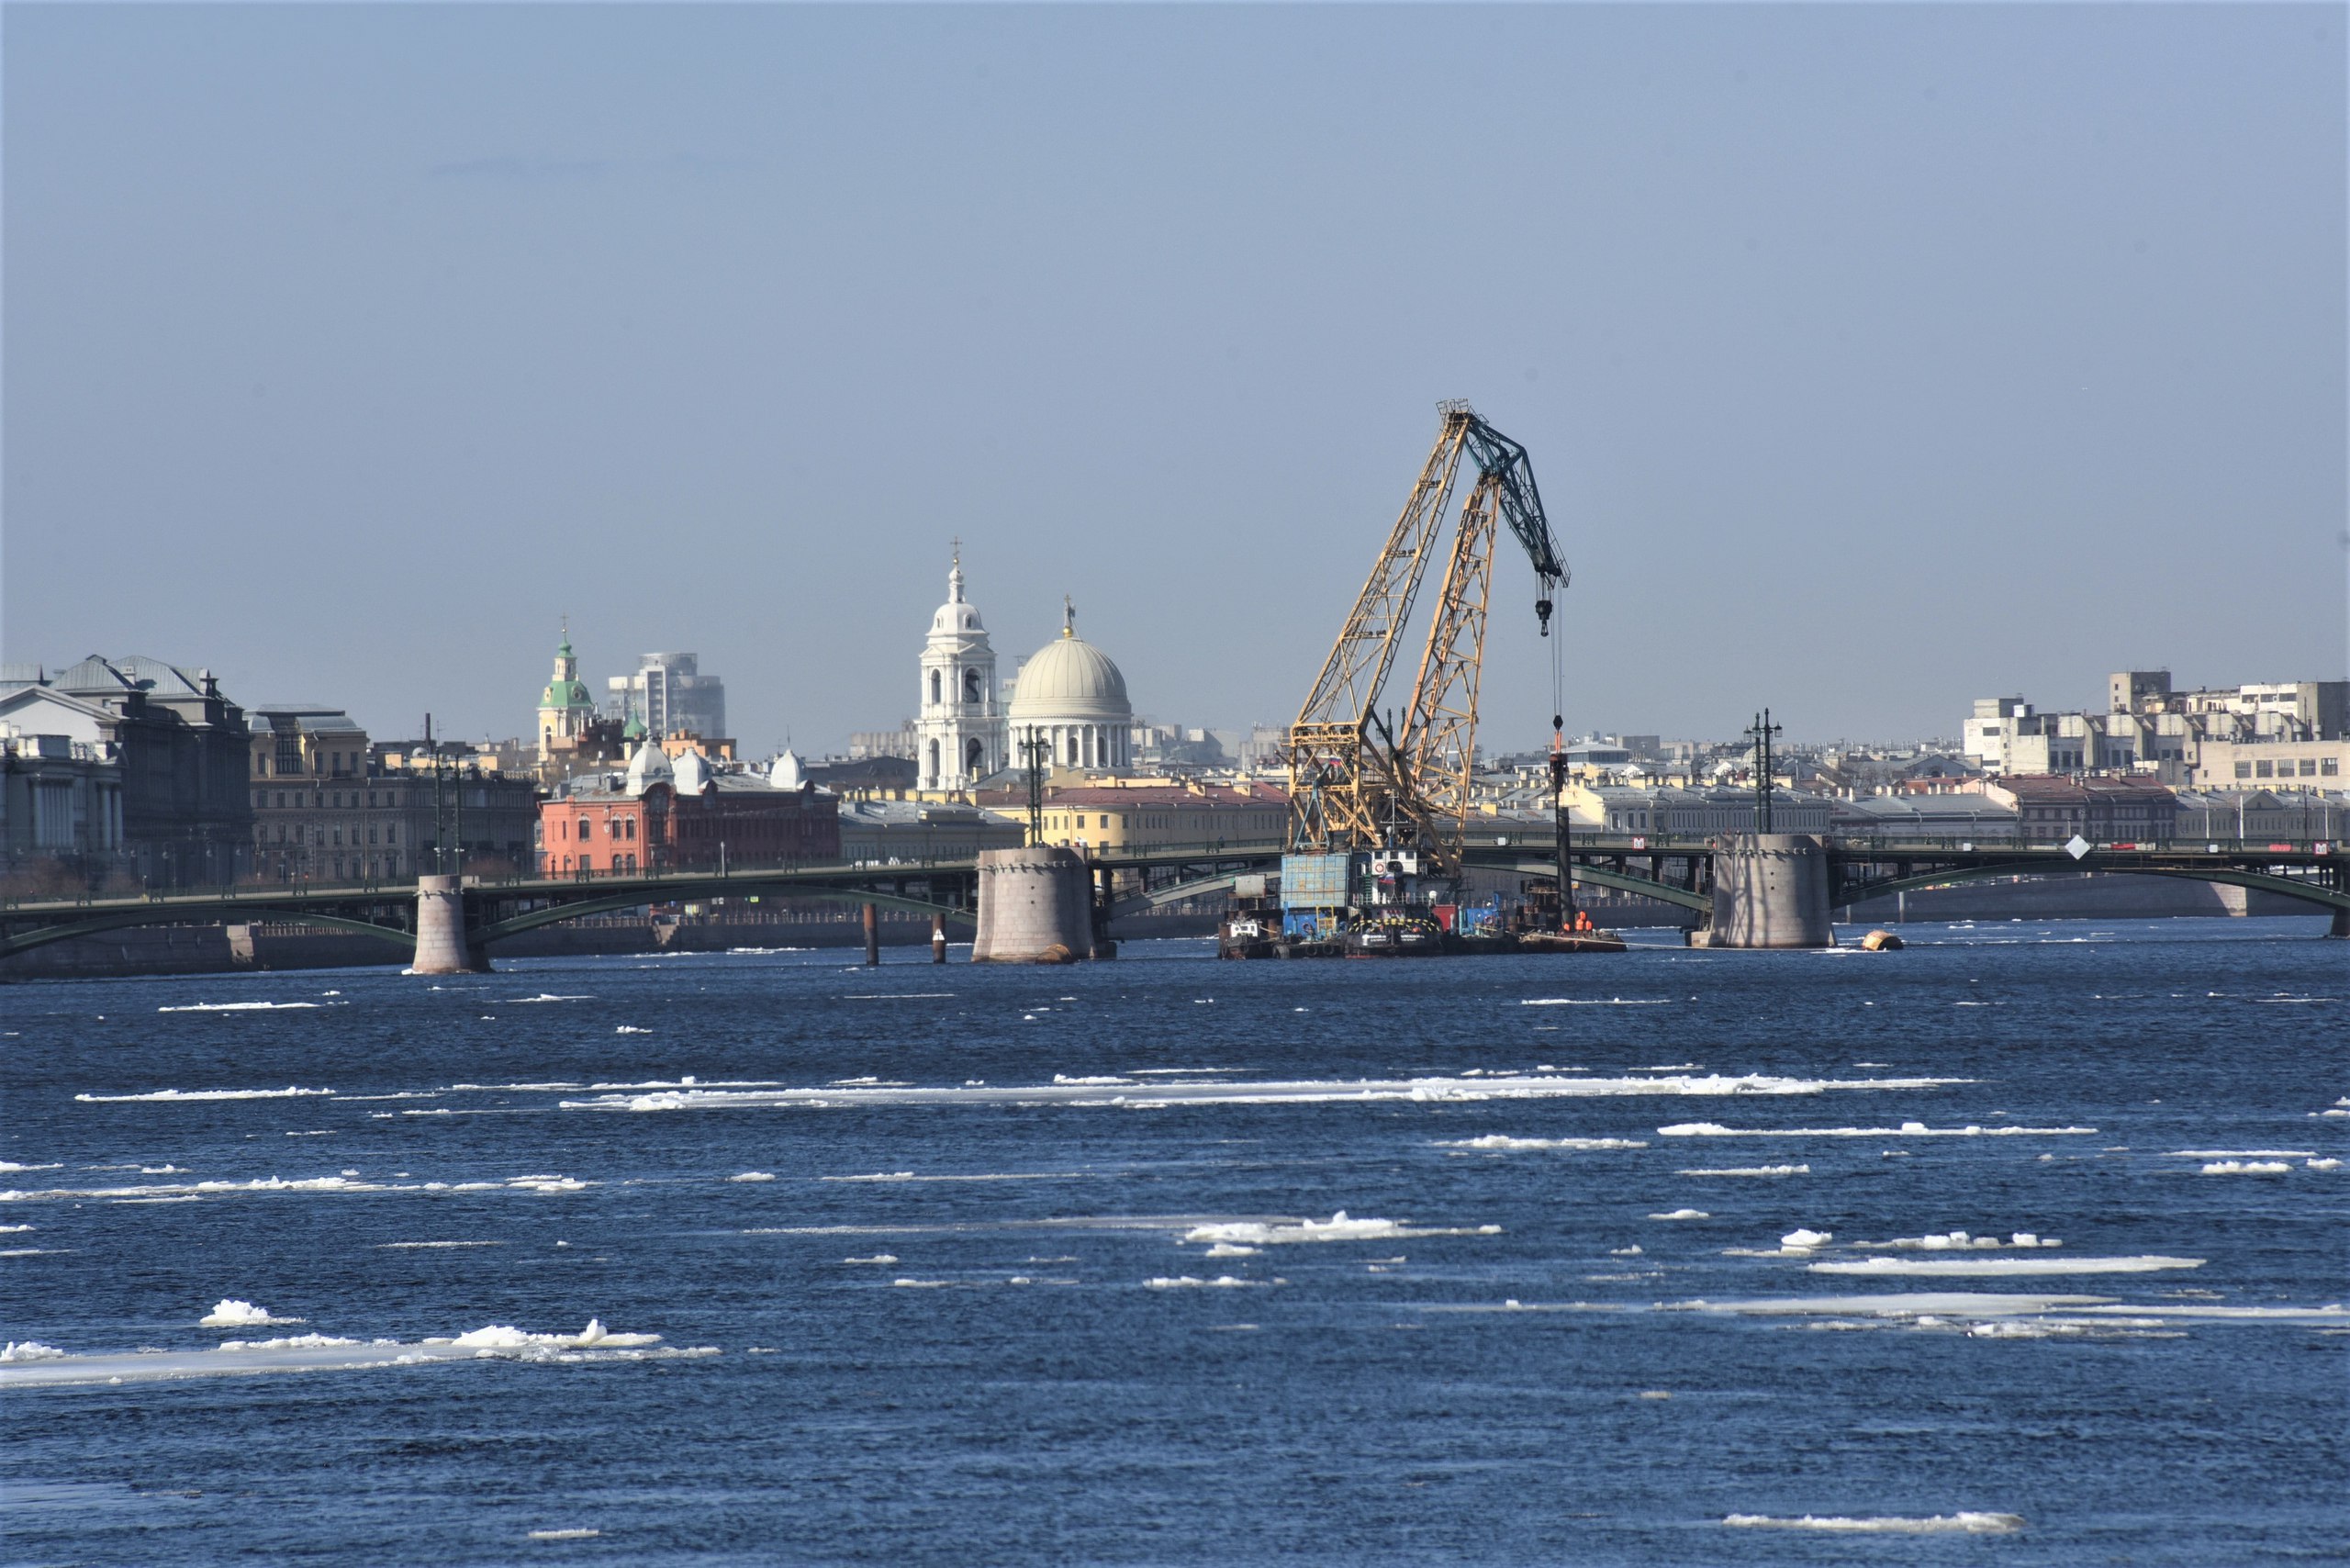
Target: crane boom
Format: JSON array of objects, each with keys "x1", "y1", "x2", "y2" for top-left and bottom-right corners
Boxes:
[{"x1": 1285, "y1": 402, "x2": 1567, "y2": 874}]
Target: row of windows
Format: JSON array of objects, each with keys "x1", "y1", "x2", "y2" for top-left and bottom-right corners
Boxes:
[
  {"x1": 255, "y1": 790, "x2": 409, "y2": 810},
  {"x1": 253, "y1": 749, "x2": 362, "y2": 778},
  {"x1": 256, "y1": 823, "x2": 400, "y2": 847},
  {"x1": 559, "y1": 816, "x2": 641, "y2": 842},
  {"x1": 255, "y1": 851, "x2": 402, "y2": 879},
  {"x1": 2233, "y1": 758, "x2": 2336, "y2": 779}
]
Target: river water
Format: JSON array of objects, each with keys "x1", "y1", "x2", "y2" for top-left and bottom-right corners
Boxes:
[{"x1": 3, "y1": 917, "x2": 2344, "y2": 1565}]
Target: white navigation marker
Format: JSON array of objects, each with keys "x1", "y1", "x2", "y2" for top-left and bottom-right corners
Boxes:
[{"x1": 2065, "y1": 834, "x2": 2092, "y2": 860}]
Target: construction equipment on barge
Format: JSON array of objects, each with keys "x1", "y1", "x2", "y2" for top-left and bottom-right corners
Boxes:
[{"x1": 1219, "y1": 401, "x2": 1623, "y2": 958}]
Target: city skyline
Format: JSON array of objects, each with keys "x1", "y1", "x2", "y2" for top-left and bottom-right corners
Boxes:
[{"x1": 6, "y1": 6, "x2": 2344, "y2": 754}]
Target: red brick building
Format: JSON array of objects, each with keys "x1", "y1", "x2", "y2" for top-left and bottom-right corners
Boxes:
[{"x1": 540, "y1": 745, "x2": 839, "y2": 875}]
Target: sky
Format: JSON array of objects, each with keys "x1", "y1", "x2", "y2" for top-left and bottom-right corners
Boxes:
[{"x1": 5, "y1": 3, "x2": 2344, "y2": 756}]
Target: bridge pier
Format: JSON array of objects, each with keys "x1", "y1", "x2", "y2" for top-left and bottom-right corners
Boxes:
[
  {"x1": 412, "y1": 875, "x2": 491, "y2": 974},
  {"x1": 1707, "y1": 834, "x2": 1833, "y2": 948},
  {"x1": 971, "y1": 847, "x2": 1094, "y2": 963},
  {"x1": 2332, "y1": 902, "x2": 2349, "y2": 939}
]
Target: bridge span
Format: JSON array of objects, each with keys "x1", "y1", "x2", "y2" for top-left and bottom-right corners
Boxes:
[{"x1": 3, "y1": 835, "x2": 2343, "y2": 969}]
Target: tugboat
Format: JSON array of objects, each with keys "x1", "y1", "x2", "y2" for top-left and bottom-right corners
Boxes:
[
  {"x1": 1517, "y1": 905, "x2": 1628, "y2": 955},
  {"x1": 1217, "y1": 879, "x2": 1283, "y2": 959}
]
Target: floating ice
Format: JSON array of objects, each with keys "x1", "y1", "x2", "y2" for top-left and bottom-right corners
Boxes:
[
  {"x1": 1181, "y1": 1211, "x2": 1498, "y2": 1246},
  {"x1": 727, "y1": 1172, "x2": 777, "y2": 1182},
  {"x1": 1809, "y1": 1255, "x2": 2203, "y2": 1277},
  {"x1": 1724, "y1": 1513, "x2": 2024, "y2": 1534},
  {"x1": 0, "y1": 1321, "x2": 697, "y2": 1389},
  {"x1": 1052, "y1": 1075, "x2": 1130, "y2": 1086},
  {"x1": 1852, "y1": 1231, "x2": 2061, "y2": 1251},
  {"x1": 1145, "y1": 1275, "x2": 1261, "y2": 1289},
  {"x1": 75, "y1": 1087, "x2": 334, "y2": 1103},
  {"x1": 2309, "y1": 1159, "x2": 2343, "y2": 1170},
  {"x1": 2171, "y1": 1148, "x2": 2315, "y2": 1159},
  {"x1": 1520, "y1": 998, "x2": 1671, "y2": 1006},
  {"x1": 199, "y1": 1299, "x2": 302, "y2": 1328},
  {"x1": 527, "y1": 1529, "x2": 600, "y2": 1540},
  {"x1": 500, "y1": 994, "x2": 591, "y2": 1004},
  {"x1": 1781, "y1": 1228, "x2": 1832, "y2": 1250},
  {"x1": 842, "y1": 1254, "x2": 899, "y2": 1265},
  {"x1": 2200, "y1": 1161, "x2": 2291, "y2": 1176},
  {"x1": 156, "y1": 1002, "x2": 320, "y2": 1013},
  {"x1": 615, "y1": 1025, "x2": 652, "y2": 1036},
  {"x1": 562, "y1": 1065, "x2": 1966, "y2": 1114},
  {"x1": 1203, "y1": 1243, "x2": 1259, "y2": 1258},
  {"x1": 2, "y1": 1341, "x2": 65, "y2": 1362},
  {"x1": 1661, "y1": 1121, "x2": 2095, "y2": 1138},
  {"x1": 1649, "y1": 1209, "x2": 1710, "y2": 1221},
  {"x1": 1437, "y1": 1136, "x2": 1647, "y2": 1151},
  {"x1": 824, "y1": 1172, "x2": 918, "y2": 1182},
  {"x1": 1679, "y1": 1165, "x2": 1808, "y2": 1177},
  {"x1": 1608, "y1": 1245, "x2": 1644, "y2": 1257},
  {"x1": 0, "y1": 1162, "x2": 60, "y2": 1174}
]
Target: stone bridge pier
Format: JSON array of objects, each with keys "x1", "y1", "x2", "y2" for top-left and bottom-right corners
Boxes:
[
  {"x1": 970, "y1": 847, "x2": 1101, "y2": 963},
  {"x1": 412, "y1": 874, "x2": 492, "y2": 974},
  {"x1": 1706, "y1": 834, "x2": 1833, "y2": 948}
]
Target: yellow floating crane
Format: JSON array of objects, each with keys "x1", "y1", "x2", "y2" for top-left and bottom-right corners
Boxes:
[{"x1": 1285, "y1": 401, "x2": 1568, "y2": 878}]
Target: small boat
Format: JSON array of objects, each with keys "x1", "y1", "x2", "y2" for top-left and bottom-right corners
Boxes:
[{"x1": 1216, "y1": 914, "x2": 1279, "y2": 960}]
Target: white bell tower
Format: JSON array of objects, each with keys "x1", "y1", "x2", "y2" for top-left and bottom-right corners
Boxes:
[{"x1": 915, "y1": 543, "x2": 1004, "y2": 791}]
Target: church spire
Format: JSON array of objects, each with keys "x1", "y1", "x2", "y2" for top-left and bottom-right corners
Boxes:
[{"x1": 948, "y1": 538, "x2": 965, "y2": 604}]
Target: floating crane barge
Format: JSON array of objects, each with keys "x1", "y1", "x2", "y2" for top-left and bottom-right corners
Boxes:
[{"x1": 1220, "y1": 402, "x2": 1624, "y2": 958}]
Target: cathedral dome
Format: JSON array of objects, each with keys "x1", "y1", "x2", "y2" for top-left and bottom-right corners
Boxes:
[
  {"x1": 1005, "y1": 603, "x2": 1133, "y2": 771},
  {"x1": 1009, "y1": 633, "x2": 1129, "y2": 717}
]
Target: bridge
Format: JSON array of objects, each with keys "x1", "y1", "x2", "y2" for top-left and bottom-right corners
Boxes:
[{"x1": 5, "y1": 833, "x2": 2342, "y2": 969}]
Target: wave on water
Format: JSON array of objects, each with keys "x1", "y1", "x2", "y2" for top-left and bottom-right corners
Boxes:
[
  {"x1": 1725, "y1": 1513, "x2": 2024, "y2": 1534},
  {"x1": 75, "y1": 1087, "x2": 333, "y2": 1103}
]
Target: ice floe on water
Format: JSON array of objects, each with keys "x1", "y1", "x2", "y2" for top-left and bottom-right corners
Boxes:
[
  {"x1": 562, "y1": 1070, "x2": 1963, "y2": 1114},
  {"x1": 2, "y1": 1172, "x2": 592, "y2": 1205},
  {"x1": 527, "y1": 1529, "x2": 600, "y2": 1541},
  {"x1": 2309, "y1": 1158, "x2": 2343, "y2": 1170},
  {"x1": 0, "y1": 1162, "x2": 61, "y2": 1174},
  {"x1": 2171, "y1": 1148, "x2": 2316, "y2": 1159},
  {"x1": 1660, "y1": 1120, "x2": 2095, "y2": 1138},
  {"x1": 499, "y1": 994, "x2": 592, "y2": 1004},
  {"x1": 2199, "y1": 1160, "x2": 2292, "y2": 1175},
  {"x1": 199, "y1": 1299, "x2": 302, "y2": 1328},
  {"x1": 1809, "y1": 1254, "x2": 2203, "y2": 1277},
  {"x1": 0, "y1": 1319, "x2": 706, "y2": 1389},
  {"x1": 1437, "y1": 1136, "x2": 1648, "y2": 1151},
  {"x1": 1724, "y1": 1513, "x2": 2024, "y2": 1534},
  {"x1": 727, "y1": 1171, "x2": 777, "y2": 1182},
  {"x1": 1145, "y1": 1275, "x2": 1265, "y2": 1289},
  {"x1": 1855, "y1": 1230, "x2": 2058, "y2": 1250},
  {"x1": 75, "y1": 1087, "x2": 334, "y2": 1103},
  {"x1": 3, "y1": 1341, "x2": 66, "y2": 1362},
  {"x1": 1679, "y1": 1165, "x2": 1808, "y2": 1177},
  {"x1": 1181, "y1": 1211, "x2": 1497, "y2": 1246},
  {"x1": 842, "y1": 1254, "x2": 898, "y2": 1265},
  {"x1": 1648, "y1": 1209, "x2": 1710, "y2": 1221},
  {"x1": 155, "y1": 1002, "x2": 320, "y2": 1013},
  {"x1": 1520, "y1": 998, "x2": 1673, "y2": 1006}
]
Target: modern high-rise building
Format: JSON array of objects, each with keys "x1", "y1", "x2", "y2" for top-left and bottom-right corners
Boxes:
[{"x1": 607, "y1": 651, "x2": 727, "y2": 745}]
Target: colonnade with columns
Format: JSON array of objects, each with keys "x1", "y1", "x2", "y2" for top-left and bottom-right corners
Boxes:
[{"x1": 1015, "y1": 723, "x2": 1129, "y2": 771}]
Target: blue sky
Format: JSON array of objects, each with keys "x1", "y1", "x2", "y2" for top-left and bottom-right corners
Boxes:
[{"x1": 6, "y1": 4, "x2": 2343, "y2": 753}]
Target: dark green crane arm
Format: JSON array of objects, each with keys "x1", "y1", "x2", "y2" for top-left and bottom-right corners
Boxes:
[{"x1": 1458, "y1": 411, "x2": 1567, "y2": 633}]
